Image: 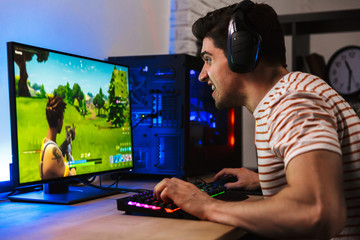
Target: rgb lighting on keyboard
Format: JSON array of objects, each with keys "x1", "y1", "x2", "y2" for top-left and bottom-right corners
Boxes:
[{"x1": 117, "y1": 181, "x2": 228, "y2": 219}]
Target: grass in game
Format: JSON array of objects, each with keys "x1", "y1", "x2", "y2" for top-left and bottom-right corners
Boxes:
[{"x1": 16, "y1": 97, "x2": 132, "y2": 184}]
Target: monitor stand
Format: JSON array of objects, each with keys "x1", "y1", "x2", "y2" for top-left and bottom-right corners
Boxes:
[{"x1": 8, "y1": 182, "x2": 123, "y2": 204}]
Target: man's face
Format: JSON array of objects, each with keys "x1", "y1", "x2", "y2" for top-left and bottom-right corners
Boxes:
[{"x1": 198, "y1": 37, "x2": 244, "y2": 109}]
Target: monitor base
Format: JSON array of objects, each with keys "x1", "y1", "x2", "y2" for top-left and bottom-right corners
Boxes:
[{"x1": 8, "y1": 183, "x2": 123, "y2": 204}]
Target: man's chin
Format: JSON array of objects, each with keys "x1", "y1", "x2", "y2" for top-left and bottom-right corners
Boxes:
[
  {"x1": 215, "y1": 99, "x2": 237, "y2": 110},
  {"x1": 215, "y1": 101, "x2": 226, "y2": 110}
]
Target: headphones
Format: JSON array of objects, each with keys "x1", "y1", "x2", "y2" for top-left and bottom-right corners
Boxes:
[{"x1": 227, "y1": 0, "x2": 262, "y2": 73}]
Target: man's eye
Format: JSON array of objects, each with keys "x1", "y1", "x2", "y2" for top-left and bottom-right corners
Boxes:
[{"x1": 204, "y1": 58, "x2": 211, "y2": 64}]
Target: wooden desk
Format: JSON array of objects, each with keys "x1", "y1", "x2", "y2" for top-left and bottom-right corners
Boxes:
[{"x1": 0, "y1": 178, "x2": 253, "y2": 240}]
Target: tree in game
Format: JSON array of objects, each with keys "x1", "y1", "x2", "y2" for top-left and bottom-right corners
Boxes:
[
  {"x1": 82, "y1": 99, "x2": 87, "y2": 116},
  {"x1": 71, "y1": 83, "x2": 85, "y2": 113},
  {"x1": 40, "y1": 84, "x2": 46, "y2": 98},
  {"x1": 54, "y1": 85, "x2": 66, "y2": 99},
  {"x1": 72, "y1": 83, "x2": 84, "y2": 104},
  {"x1": 107, "y1": 66, "x2": 129, "y2": 127},
  {"x1": 54, "y1": 83, "x2": 87, "y2": 115},
  {"x1": 65, "y1": 82, "x2": 73, "y2": 105},
  {"x1": 93, "y1": 88, "x2": 105, "y2": 116},
  {"x1": 14, "y1": 47, "x2": 49, "y2": 97},
  {"x1": 32, "y1": 83, "x2": 41, "y2": 92}
]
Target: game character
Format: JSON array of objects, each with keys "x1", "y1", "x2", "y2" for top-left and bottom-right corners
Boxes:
[{"x1": 39, "y1": 96, "x2": 76, "y2": 180}]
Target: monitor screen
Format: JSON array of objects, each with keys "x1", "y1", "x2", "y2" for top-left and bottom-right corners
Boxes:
[{"x1": 7, "y1": 42, "x2": 133, "y2": 189}]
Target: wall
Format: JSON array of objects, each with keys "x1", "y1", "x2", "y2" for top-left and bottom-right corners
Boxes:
[
  {"x1": 170, "y1": 0, "x2": 360, "y2": 169},
  {"x1": 169, "y1": 0, "x2": 236, "y2": 55},
  {"x1": 0, "y1": 0, "x2": 170, "y2": 182}
]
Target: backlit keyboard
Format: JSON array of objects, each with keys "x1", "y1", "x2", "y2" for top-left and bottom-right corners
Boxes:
[{"x1": 116, "y1": 181, "x2": 248, "y2": 219}]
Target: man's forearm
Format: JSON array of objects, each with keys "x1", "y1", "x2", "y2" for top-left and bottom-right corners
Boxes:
[
  {"x1": 205, "y1": 187, "x2": 336, "y2": 239},
  {"x1": 205, "y1": 151, "x2": 346, "y2": 239}
]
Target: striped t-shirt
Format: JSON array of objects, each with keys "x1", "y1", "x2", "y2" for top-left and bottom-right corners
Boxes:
[{"x1": 253, "y1": 72, "x2": 360, "y2": 238}]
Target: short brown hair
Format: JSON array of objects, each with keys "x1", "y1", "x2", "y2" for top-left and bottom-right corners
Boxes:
[{"x1": 192, "y1": 2, "x2": 287, "y2": 68}]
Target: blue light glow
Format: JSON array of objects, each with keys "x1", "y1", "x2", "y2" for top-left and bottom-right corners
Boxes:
[
  {"x1": 253, "y1": 40, "x2": 261, "y2": 69},
  {"x1": 154, "y1": 69, "x2": 174, "y2": 76}
]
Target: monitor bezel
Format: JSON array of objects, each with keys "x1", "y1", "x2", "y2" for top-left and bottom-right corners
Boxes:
[{"x1": 7, "y1": 41, "x2": 134, "y2": 188}]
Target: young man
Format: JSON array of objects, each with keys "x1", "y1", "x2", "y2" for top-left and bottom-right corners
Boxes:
[
  {"x1": 154, "y1": 1, "x2": 360, "y2": 239},
  {"x1": 39, "y1": 96, "x2": 76, "y2": 179}
]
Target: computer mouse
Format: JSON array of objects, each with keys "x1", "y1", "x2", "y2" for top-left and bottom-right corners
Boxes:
[
  {"x1": 213, "y1": 175, "x2": 238, "y2": 186},
  {"x1": 213, "y1": 176, "x2": 263, "y2": 196}
]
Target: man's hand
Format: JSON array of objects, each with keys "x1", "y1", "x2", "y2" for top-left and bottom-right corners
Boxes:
[
  {"x1": 214, "y1": 168, "x2": 260, "y2": 190},
  {"x1": 153, "y1": 178, "x2": 217, "y2": 220}
]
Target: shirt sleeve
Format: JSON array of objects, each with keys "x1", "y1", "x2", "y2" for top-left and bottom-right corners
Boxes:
[{"x1": 266, "y1": 91, "x2": 342, "y2": 168}]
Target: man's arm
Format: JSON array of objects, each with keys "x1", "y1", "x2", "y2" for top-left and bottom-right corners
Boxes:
[{"x1": 154, "y1": 150, "x2": 346, "y2": 239}]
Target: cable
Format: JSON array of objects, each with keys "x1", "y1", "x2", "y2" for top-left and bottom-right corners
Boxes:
[
  {"x1": 6, "y1": 190, "x2": 17, "y2": 197},
  {"x1": 76, "y1": 177, "x2": 146, "y2": 193},
  {"x1": 87, "y1": 175, "x2": 97, "y2": 183}
]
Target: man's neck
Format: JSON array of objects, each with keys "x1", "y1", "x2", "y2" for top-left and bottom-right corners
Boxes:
[{"x1": 245, "y1": 65, "x2": 289, "y2": 113}]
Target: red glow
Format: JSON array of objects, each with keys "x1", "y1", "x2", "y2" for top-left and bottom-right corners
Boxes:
[
  {"x1": 230, "y1": 135, "x2": 235, "y2": 146},
  {"x1": 230, "y1": 109, "x2": 235, "y2": 125},
  {"x1": 228, "y1": 109, "x2": 235, "y2": 147}
]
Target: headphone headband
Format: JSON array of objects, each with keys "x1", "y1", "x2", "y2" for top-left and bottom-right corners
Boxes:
[{"x1": 235, "y1": 0, "x2": 254, "y2": 12}]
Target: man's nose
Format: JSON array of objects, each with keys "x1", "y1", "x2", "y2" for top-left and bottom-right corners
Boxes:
[{"x1": 198, "y1": 66, "x2": 208, "y2": 82}]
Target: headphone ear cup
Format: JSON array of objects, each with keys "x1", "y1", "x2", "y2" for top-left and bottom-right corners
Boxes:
[
  {"x1": 227, "y1": 0, "x2": 262, "y2": 73},
  {"x1": 227, "y1": 29, "x2": 261, "y2": 73}
]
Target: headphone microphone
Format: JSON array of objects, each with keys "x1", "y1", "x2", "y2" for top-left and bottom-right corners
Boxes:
[{"x1": 227, "y1": 0, "x2": 262, "y2": 73}]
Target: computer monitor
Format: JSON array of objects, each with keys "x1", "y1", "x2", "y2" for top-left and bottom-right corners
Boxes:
[{"x1": 7, "y1": 42, "x2": 134, "y2": 204}]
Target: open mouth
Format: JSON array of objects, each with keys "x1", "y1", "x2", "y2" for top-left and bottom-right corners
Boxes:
[{"x1": 210, "y1": 83, "x2": 216, "y2": 97}]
